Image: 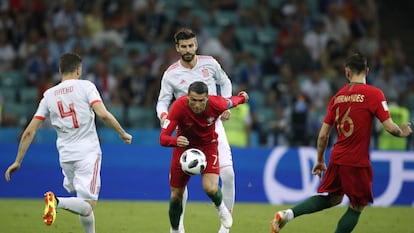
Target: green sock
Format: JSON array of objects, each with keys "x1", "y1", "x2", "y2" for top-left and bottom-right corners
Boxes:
[
  {"x1": 335, "y1": 207, "x2": 361, "y2": 233},
  {"x1": 207, "y1": 188, "x2": 223, "y2": 207},
  {"x1": 291, "y1": 195, "x2": 334, "y2": 217},
  {"x1": 169, "y1": 199, "x2": 182, "y2": 230}
]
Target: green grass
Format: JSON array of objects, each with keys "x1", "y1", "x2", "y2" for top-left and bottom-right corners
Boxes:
[{"x1": 0, "y1": 199, "x2": 413, "y2": 233}]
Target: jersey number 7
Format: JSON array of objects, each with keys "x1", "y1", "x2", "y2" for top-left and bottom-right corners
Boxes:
[{"x1": 58, "y1": 101, "x2": 79, "y2": 128}]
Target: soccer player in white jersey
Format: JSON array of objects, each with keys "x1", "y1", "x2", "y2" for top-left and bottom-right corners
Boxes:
[
  {"x1": 4, "y1": 53, "x2": 132, "y2": 233},
  {"x1": 156, "y1": 28, "x2": 234, "y2": 233}
]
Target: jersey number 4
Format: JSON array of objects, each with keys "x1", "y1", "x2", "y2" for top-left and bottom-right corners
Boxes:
[{"x1": 58, "y1": 101, "x2": 79, "y2": 128}]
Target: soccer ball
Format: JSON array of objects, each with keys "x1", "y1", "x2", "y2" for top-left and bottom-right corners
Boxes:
[{"x1": 180, "y1": 148, "x2": 207, "y2": 175}]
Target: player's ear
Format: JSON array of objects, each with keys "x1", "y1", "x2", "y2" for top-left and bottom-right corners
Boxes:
[
  {"x1": 344, "y1": 67, "x2": 350, "y2": 79},
  {"x1": 76, "y1": 66, "x2": 82, "y2": 76},
  {"x1": 194, "y1": 38, "x2": 198, "y2": 51}
]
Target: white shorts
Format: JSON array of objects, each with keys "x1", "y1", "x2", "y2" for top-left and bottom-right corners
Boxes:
[
  {"x1": 216, "y1": 119, "x2": 233, "y2": 168},
  {"x1": 60, "y1": 153, "x2": 102, "y2": 200}
]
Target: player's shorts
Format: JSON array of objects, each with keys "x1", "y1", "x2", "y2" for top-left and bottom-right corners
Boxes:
[
  {"x1": 318, "y1": 163, "x2": 373, "y2": 207},
  {"x1": 60, "y1": 153, "x2": 102, "y2": 200},
  {"x1": 216, "y1": 119, "x2": 232, "y2": 168},
  {"x1": 170, "y1": 142, "x2": 219, "y2": 188}
]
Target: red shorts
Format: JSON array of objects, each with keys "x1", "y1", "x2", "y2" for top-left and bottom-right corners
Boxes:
[
  {"x1": 169, "y1": 142, "x2": 220, "y2": 188},
  {"x1": 318, "y1": 163, "x2": 373, "y2": 207}
]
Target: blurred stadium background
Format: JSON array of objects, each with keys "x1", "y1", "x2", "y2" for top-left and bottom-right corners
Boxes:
[{"x1": 0, "y1": 0, "x2": 413, "y2": 149}]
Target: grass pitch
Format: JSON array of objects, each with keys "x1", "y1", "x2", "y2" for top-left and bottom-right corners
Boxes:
[{"x1": 0, "y1": 199, "x2": 412, "y2": 233}]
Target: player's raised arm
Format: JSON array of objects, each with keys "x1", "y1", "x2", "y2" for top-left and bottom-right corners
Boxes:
[{"x1": 226, "y1": 91, "x2": 249, "y2": 109}]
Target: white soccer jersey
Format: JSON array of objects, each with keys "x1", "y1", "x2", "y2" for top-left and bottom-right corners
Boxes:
[
  {"x1": 156, "y1": 55, "x2": 232, "y2": 118},
  {"x1": 35, "y1": 79, "x2": 102, "y2": 162}
]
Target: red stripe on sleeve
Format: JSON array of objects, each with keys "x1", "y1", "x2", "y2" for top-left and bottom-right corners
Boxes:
[{"x1": 90, "y1": 100, "x2": 102, "y2": 107}]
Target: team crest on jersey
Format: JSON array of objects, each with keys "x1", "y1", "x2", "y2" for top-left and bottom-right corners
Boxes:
[
  {"x1": 202, "y1": 67, "x2": 209, "y2": 78},
  {"x1": 207, "y1": 117, "x2": 215, "y2": 126}
]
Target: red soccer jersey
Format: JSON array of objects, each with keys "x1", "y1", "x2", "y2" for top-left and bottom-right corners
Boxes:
[
  {"x1": 324, "y1": 83, "x2": 390, "y2": 167},
  {"x1": 160, "y1": 95, "x2": 246, "y2": 147}
]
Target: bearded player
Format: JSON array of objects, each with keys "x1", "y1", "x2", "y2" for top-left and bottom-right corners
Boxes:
[{"x1": 156, "y1": 28, "x2": 234, "y2": 233}]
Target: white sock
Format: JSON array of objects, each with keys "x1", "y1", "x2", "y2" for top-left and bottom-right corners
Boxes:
[
  {"x1": 217, "y1": 201, "x2": 227, "y2": 211},
  {"x1": 220, "y1": 166, "x2": 235, "y2": 213},
  {"x1": 179, "y1": 187, "x2": 188, "y2": 231},
  {"x1": 286, "y1": 209, "x2": 294, "y2": 221},
  {"x1": 57, "y1": 197, "x2": 92, "y2": 216},
  {"x1": 80, "y1": 211, "x2": 95, "y2": 233}
]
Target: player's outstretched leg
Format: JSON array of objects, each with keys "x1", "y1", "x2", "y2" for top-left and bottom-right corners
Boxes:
[
  {"x1": 219, "y1": 166, "x2": 235, "y2": 233},
  {"x1": 43, "y1": 191, "x2": 57, "y2": 226}
]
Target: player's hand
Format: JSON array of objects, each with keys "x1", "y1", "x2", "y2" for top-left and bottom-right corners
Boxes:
[
  {"x1": 238, "y1": 91, "x2": 249, "y2": 102},
  {"x1": 120, "y1": 132, "x2": 133, "y2": 144},
  {"x1": 5, "y1": 162, "x2": 21, "y2": 182},
  {"x1": 221, "y1": 110, "x2": 231, "y2": 121},
  {"x1": 401, "y1": 122, "x2": 412, "y2": 137},
  {"x1": 176, "y1": 136, "x2": 189, "y2": 147},
  {"x1": 160, "y1": 115, "x2": 167, "y2": 128},
  {"x1": 311, "y1": 161, "x2": 327, "y2": 180}
]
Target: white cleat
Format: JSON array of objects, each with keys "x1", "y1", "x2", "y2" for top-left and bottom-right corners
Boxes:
[
  {"x1": 218, "y1": 224, "x2": 230, "y2": 233},
  {"x1": 217, "y1": 203, "x2": 233, "y2": 229}
]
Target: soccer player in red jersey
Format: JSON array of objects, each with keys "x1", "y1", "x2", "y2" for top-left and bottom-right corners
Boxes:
[
  {"x1": 270, "y1": 52, "x2": 412, "y2": 233},
  {"x1": 160, "y1": 81, "x2": 248, "y2": 233}
]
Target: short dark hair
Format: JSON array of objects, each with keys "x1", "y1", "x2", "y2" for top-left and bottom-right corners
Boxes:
[
  {"x1": 59, "y1": 53, "x2": 82, "y2": 74},
  {"x1": 188, "y1": 81, "x2": 208, "y2": 95},
  {"x1": 174, "y1": 28, "x2": 196, "y2": 44},
  {"x1": 345, "y1": 52, "x2": 367, "y2": 73}
]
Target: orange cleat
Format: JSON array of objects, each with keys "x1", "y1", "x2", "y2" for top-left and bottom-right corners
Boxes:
[
  {"x1": 42, "y1": 191, "x2": 57, "y2": 226},
  {"x1": 270, "y1": 211, "x2": 288, "y2": 233}
]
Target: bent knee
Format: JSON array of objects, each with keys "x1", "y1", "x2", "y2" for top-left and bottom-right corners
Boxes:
[
  {"x1": 203, "y1": 185, "x2": 219, "y2": 195},
  {"x1": 329, "y1": 194, "x2": 344, "y2": 206},
  {"x1": 170, "y1": 189, "x2": 185, "y2": 202},
  {"x1": 86, "y1": 200, "x2": 97, "y2": 208}
]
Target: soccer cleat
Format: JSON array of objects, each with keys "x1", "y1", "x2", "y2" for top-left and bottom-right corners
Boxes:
[
  {"x1": 218, "y1": 224, "x2": 230, "y2": 233},
  {"x1": 217, "y1": 203, "x2": 233, "y2": 229},
  {"x1": 270, "y1": 211, "x2": 288, "y2": 233},
  {"x1": 42, "y1": 191, "x2": 57, "y2": 226}
]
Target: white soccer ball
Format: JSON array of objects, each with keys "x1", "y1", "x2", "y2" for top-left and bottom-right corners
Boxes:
[{"x1": 180, "y1": 148, "x2": 207, "y2": 175}]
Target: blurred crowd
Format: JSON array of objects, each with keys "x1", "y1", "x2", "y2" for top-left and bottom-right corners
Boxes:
[{"x1": 0, "y1": 0, "x2": 413, "y2": 149}]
